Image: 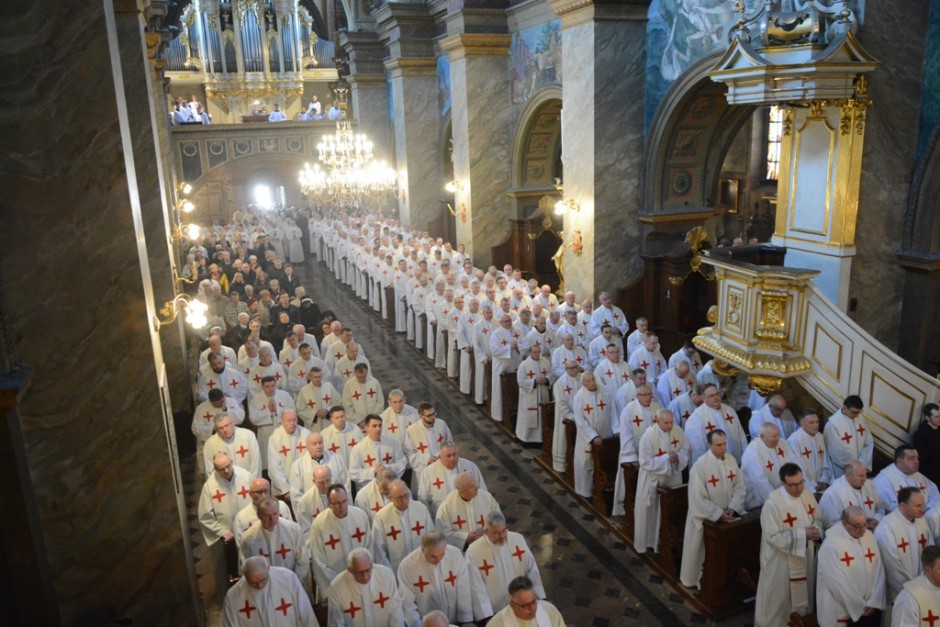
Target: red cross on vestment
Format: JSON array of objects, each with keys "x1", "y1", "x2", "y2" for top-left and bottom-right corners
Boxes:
[
  {"x1": 343, "y1": 369, "x2": 352, "y2": 379},
  {"x1": 898, "y1": 537, "x2": 910, "y2": 553},
  {"x1": 864, "y1": 497, "x2": 874, "y2": 509},
  {"x1": 725, "y1": 413, "x2": 735, "y2": 423},
  {"x1": 253, "y1": 374, "x2": 262, "y2": 384},
  {"x1": 453, "y1": 515, "x2": 466, "y2": 529},
  {"x1": 387, "y1": 526, "x2": 401, "y2": 541},
  {"x1": 479, "y1": 559, "x2": 495, "y2": 576},
  {"x1": 526, "y1": 370, "x2": 536, "y2": 379},
  {"x1": 433, "y1": 477, "x2": 444, "y2": 489},
  {"x1": 705, "y1": 422, "x2": 716, "y2": 432},
  {"x1": 414, "y1": 576, "x2": 430, "y2": 592},
  {"x1": 857, "y1": 424, "x2": 866, "y2": 436},
  {"x1": 279, "y1": 445, "x2": 291, "y2": 457},
  {"x1": 865, "y1": 548, "x2": 876, "y2": 563},
  {"x1": 564, "y1": 385, "x2": 573, "y2": 395},
  {"x1": 671, "y1": 437, "x2": 679, "y2": 448},
  {"x1": 275, "y1": 598, "x2": 292, "y2": 616},
  {"x1": 349, "y1": 438, "x2": 358, "y2": 447},
  {"x1": 323, "y1": 394, "x2": 332, "y2": 403},
  {"x1": 206, "y1": 380, "x2": 217, "y2": 389},
  {"x1": 707, "y1": 475, "x2": 720, "y2": 487},
  {"x1": 782, "y1": 512, "x2": 798, "y2": 527},
  {"x1": 387, "y1": 423, "x2": 398, "y2": 433},
  {"x1": 230, "y1": 379, "x2": 239, "y2": 389},
  {"x1": 416, "y1": 441, "x2": 429, "y2": 454},
  {"x1": 324, "y1": 534, "x2": 340, "y2": 550},
  {"x1": 343, "y1": 602, "x2": 362, "y2": 618},
  {"x1": 656, "y1": 449, "x2": 667, "y2": 457},
  {"x1": 921, "y1": 534, "x2": 929, "y2": 549},
  {"x1": 275, "y1": 543, "x2": 291, "y2": 559},
  {"x1": 640, "y1": 360, "x2": 650, "y2": 369},
  {"x1": 328, "y1": 442, "x2": 340, "y2": 453},
  {"x1": 802, "y1": 447, "x2": 812, "y2": 459},
  {"x1": 371, "y1": 502, "x2": 382, "y2": 513},
  {"x1": 924, "y1": 610, "x2": 940, "y2": 627},
  {"x1": 766, "y1": 460, "x2": 775, "y2": 472},
  {"x1": 352, "y1": 390, "x2": 362, "y2": 401},
  {"x1": 239, "y1": 601, "x2": 257, "y2": 619},
  {"x1": 445, "y1": 570, "x2": 457, "y2": 586},
  {"x1": 841, "y1": 432, "x2": 853, "y2": 444},
  {"x1": 807, "y1": 505, "x2": 815, "y2": 516},
  {"x1": 203, "y1": 412, "x2": 213, "y2": 422},
  {"x1": 307, "y1": 399, "x2": 317, "y2": 408},
  {"x1": 512, "y1": 545, "x2": 526, "y2": 561},
  {"x1": 374, "y1": 592, "x2": 390, "y2": 608},
  {"x1": 236, "y1": 445, "x2": 249, "y2": 458},
  {"x1": 727, "y1": 471, "x2": 736, "y2": 481},
  {"x1": 412, "y1": 521, "x2": 425, "y2": 535},
  {"x1": 367, "y1": 388, "x2": 376, "y2": 398},
  {"x1": 383, "y1": 452, "x2": 393, "y2": 465},
  {"x1": 632, "y1": 415, "x2": 643, "y2": 427},
  {"x1": 598, "y1": 400, "x2": 607, "y2": 411},
  {"x1": 364, "y1": 454, "x2": 376, "y2": 466},
  {"x1": 212, "y1": 489, "x2": 225, "y2": 503},
  {"x1": 840, "y1": 551, "x2": 855, "y2": 567},
  {"x1": 352, "y1": 527, "x2": 366, "y2": 542}
]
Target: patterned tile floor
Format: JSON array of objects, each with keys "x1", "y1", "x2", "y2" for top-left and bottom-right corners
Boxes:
[{"x1": 182, "y1": 256, "x2": 757, "y2": 626}]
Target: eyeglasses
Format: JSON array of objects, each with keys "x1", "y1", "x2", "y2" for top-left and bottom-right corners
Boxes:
[
  {"x1": 784, "y1": 479, "x2": 805, "y2": 488},
  {"x1": 510, "y1": 599, "x2": 539, "y2": 611}
]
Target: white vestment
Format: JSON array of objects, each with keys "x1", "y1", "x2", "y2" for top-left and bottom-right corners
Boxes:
[
  {"x1": 874, "y1": 510, "x2": 933, "y2": 602},
  {"x1": 199, "y1": 466, "x2": 254, "y2": 545},
  {"x1": 787, "y1": 428, "x2": 834, "y2": 489},
  {"x1": 193, "y1": 397, "x2": 245, "y2": 448},
  {"x1": 371, "y1": 499, "x2": 434, "y2": 572},
  {"x1": 205, "y1": 428, "x2": 262, "y2": 480},
  {"x1": 233, "y1": 500, "x2": 293, "y2": 545},
  {"x1": 816, "y1": 523, "x2": 885, "y2": 626},
  {"x1": 748, "y1": 404, "x2": 799, "y2": 440},
  {"x1": 380, "y1": 404, "x2": 419, "y2": 448},
  {"x1": 404, "y1": 420, "x2": 455, "y2": 481},
  {"x1": 287, "y1": 357, "x2": 327, "y2": 395},
  {"x1": 551, "y1": 374, "x2": 581, "y2": 473},
  {"x1": 288, "y1": 451, "x2": 350, "y2": 502},
  {"x1": 754, "y1": 487, "x2": 823, "y2": 626},
  {"x1": 247, "y1": 362, "x2": 288, "y2": 398},
  {"x1": 342, "y1": 377, "x2": 384, "y2": 423},
  {"x1": 550, "y1": 345, "x2": 587, "y2": 378},
  {"x1": 593, "y1": 357, "x2": 630, "y2": 392},
  {"x1": 239, "y1": 518, "x2": 309, "y2": 583},
  {"x1": 294, "y1": 486, "x2": 328, "y2": 539},
  {"x1": 891, "y1": 574, "x2": 940, "y2": 627},
  {"x1": 634, "y1": 425, "x2": 690, "y2": 553},
  {"x1": 666, "y1": 392, "x2": 698, "y2": 429},
  {"x1": 741, "y1": 439, "x2": 804, "y2": 510},
  {"x1": 818, "y1": 475, "x2": 885, "y2": 529},
  {"x1": 490, "y1": 326, "x2": 520, "y2": 421},
  {"x1": 326, "y1": 564, "x2": 404, "y2": 627},
  {"x1": 221, "y1": 565, "x2": 318, "y2": 627},
  {"x1": 685, "y1": 404, "x2": 748, "y2": 466},
  {"x1": 872, "y1": 464, "x2": 940, "y2": 512},
  {"x1": 572, "y1": 384, "x2": 616, "y2": 498},
  {"x1": 310, "y1": 506, "x2": 374, "y2": 596},
  {"x1": 516, "y1": 356, "x2": 553, "y2": 443},
  {"x1": 486, "y1": 601, "x2": 566, "y2": 627},
  {"x1": 354, "y1": 479, "x2": 390, "y2": 523},
  {"x1": 398, "y1": 544, "x2": 473, "y2": 626},
  {"x1": 627, "y1": 346, "x2": 666, "y2": 384},
  {"x1": 824, "y1": 411, "x2": 874, "y2": 477},
  {"x1": 434, "y1": 489, "x2": 501, "y2": 549},
  {"x1": 679, "y1": 450, "x2": 746, "y2": 588},
  {"x1": 295, "y1": 381, "x2": 341, "y2": 431},
  {"x1": 466, "y1": 532, "x2": 544, "y2": 621},
  {"x1": 348, "y1": 436, "x2": 407, "y2": 489},
  {"x1": 321, "y1": 423, "x2": 365, "y2": 467},
  {"x1": 655, "y1": 366, "x2": 694, "y2": 408},
  {"x1": 198, "y1": 362, "x2": 249, "y2": 404},
  {"x1": 266, "y1": 425, "x2": 311, "y2": 496},
  {"x1": 417, "y1": 458, "x2": 487, "y2": 518},
  {"x1": 250, "y1": 389, "x2": 296, "y2": 471}
]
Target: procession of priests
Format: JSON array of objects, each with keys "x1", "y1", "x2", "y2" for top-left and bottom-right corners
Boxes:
[{"x1": 189, "y1": 205, "x2": 940, "y2": 626}]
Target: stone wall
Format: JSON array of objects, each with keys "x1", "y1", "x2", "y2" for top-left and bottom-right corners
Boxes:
[{"x1": 0, "y1": 2, "x2": 197, "y2": 624}]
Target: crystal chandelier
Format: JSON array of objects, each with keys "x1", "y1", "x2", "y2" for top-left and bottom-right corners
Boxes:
[{"x1": 317, "y1": 118, "x2": 374, "y2": 170}]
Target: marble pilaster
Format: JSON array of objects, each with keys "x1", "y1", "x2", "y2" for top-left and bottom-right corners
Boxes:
[
  {"x1": 341, "y1": 31, "x2": 392, "y2": 159},
  {"x1": 443, "y1": 34, "x2": 513, "y2": 265},
  {"x1": 552, "y1": 0, "x2": 648, "y2": 300},
  {"x1": 0, "y1": 1, "x2": 197, "y2": 624}
]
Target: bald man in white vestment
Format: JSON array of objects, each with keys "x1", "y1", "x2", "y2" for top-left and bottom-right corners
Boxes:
[
  {"x1": 741, "y1": 423, "x2": 804, "y2": 510},
  {"x1": 222, "y1": 557, "x2": 318, "y2": 627},
  {"x1": 891, "y1": 545, "x2": 940, "y2": 627},
  {"x1": 571, "y1": 372, "x2": 615, "y2": 499},
  {"x1": 818, "y1": 461, "x2": 885, "y2": 530},
  {"x1": 418, "y1": 444, "x2": 487, "y2": 518},
  {"x1": 371, "y1": 480, "x2": 435, "y2": 572},
  {"x1": 193, "y1": 388, "x2": 245, "y2": 474},
  {"x1": 679, "y1": 429, "x2": 746, "y2": 589},
  {"x1": 251, "y1": 377, "x2": 297, "y2": 473},
  {"x1": 613, "y1": 384, "x2": 660, "y2": 516},
  {"x1": 627, "y1": 332, "x2": 666, "y2": 385},
  {"x1": 295, "y1": 368, "x2": 341, "y2": 432},
  {"x1": 589, "y1": 291, "x2": 627, "y2": 338},
  {"x1": 327, "y1": 548, "x2": 404, "y2": 627},
  {"x1": 310, "y1": 485, "x2": 374, "y2": 598},
  {"x1": 200, "y1": 335, "x2": 238, "y2": 368},
  {"x1": 551, "y1": 332, "x2": 587, "y2": 379},
  {"x1": 685, "y1": 384, "x2": 748, "y2": 467},
  {"x1": 593, "y1": 343, "x2": 630, "y2": 392},
  {"x1": 233, "y1": 477, "x2": 294, "y2": 544},
  {"x1": 516, "y1": 344, "x2": 553, "y2": 444},
  {"x1": 398, "y1": 532, "x2": 474, "y2": 627},
  {"x1": 356, "y1": 469, "x2": 396, "y2": 523},
  {"x1": 247, "y1": 346, "x2": 288, "y2": 398},
  {"x1": 551, "y1": 361, "x2": 582, "y2": 474},
  {"x1": 204, "y1": 414, "x2": 261, "y2": 480},
  {"x1": 816, "y1": 506, "x2": 885, "y2": 627},
  {"x1": 787, "y1": 408, "x2": 833, "y2": 493},
  {"x1": 490, "y1": 313, "x2": 520, "y2": 422},
  {"x1": 435, "y1": 473, "x2": 501, "y2": 550},
  {"x1": 634, "y1": 409, "x2": 690, "y2": 554},
  {"x1": 748, "y1": 393, "x2": 798, "y2": 440},
  {"x1": 655, "y1": 361, "x2": 694, "y2": 408},
  {"x1": 294, "y1": 466, "x2": 332, "y2": 539},
  {"x1": 613, "y1": 369, "x2": 647, "y2": 420},
  {"x1": 238, "y1": 497, "x2": 309, "y2": 584},
  {"x1": 754, "y1": 464, "x2": 823, "y2": 627},
  {"x1": 466, "y1": 512, "x2": 544, "y2": 622},
  {"x1": 289, "y1": 432, "x2": 350, "y2": 502}
]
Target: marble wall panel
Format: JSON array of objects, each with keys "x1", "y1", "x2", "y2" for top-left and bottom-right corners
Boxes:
[
  {"x1": 851, "y1": 2, "x2": 930, "y2": 349},
  {"x1": 0, "y1": 2, "x2": 196, "y2": 625},
  {"x1": 392, "y1": 70, "x2": 441, "y2": 232},
  {"x1": 351, "y1": 78, "x2": 392, "y2": 161}
]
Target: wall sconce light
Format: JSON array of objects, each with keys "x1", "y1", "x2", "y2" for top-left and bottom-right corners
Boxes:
[
  {"x1": 171, "y1": 223, "x2": 202, "y2": 243},
  {"x1": 177, "y1": 181, "x2": 192, "y2": 195},
  {"x1": 554, "y1": 198, "x2": 579, "y2": 216},
  {"x1": 153, "y1": 294, "x2": 208, "y2": 332},
  {"x1": 445, "y1": 180, "x2": 464, "y2": 194},
  {"x1": 176, "y1": 198, "x2": 195, "y2": 214}
]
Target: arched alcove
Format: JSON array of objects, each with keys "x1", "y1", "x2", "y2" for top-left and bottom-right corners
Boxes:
[{"x1": 512, "y1": 88, "x2": 563, "y2": 191}]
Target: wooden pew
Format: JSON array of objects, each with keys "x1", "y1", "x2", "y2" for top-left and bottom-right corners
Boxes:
[
  {"x1": 699, "y1": 509, "x2": 762, "y2": 613},
  {"x1": 621, "y1": 462, "x2": 639, "y2": 540},
  {"x1": 538, "y1": 401, "x2": 555, "y2": 466},
  {"x1": 499, "y1": 372, "x2": 519, "y2": 434},
  {"x1": 591, "y1": 435, "x2": 621, "y2": 515},
  {"x1": 430, "y1": 321, "x2": 438, "y2": 361},
  {"x1": 445, "y1": 329, "x2": 458, "y2": 379},
  {"x1": 563, "y1": 419, "x2": 576, "y2": 487},
  {"x1": 223, "y1": 537, "x2": 240, "y2": 585},
  {"x1": 418, "y1": 313, "x2": 427, "y2": 350},
  {"x1": 655, "y1": 484, "x2": 688, "y2": 578},
  {"x1": 484, "y1": 362, "x2": 492, "y2": 405},
  {"x1": 788, "y1": 612, "x2": 819, "y2": 627},
  {"x1": 384, "y1": 285, "x2": 395, "y2": 328}
]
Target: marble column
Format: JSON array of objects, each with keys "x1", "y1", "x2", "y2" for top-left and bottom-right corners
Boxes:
[
  {"x1": 341, "y1": 31, "x2": 391, "y2": 160},
  {"x1": 0, "y1": 1, "x2": 197, "y2": 624},
  {"x1": 551, "y1": 0, "x2": 648, "y2": 300},
  {"x1": 442, "y1": 34, "x2": 513, "y2": 265}
]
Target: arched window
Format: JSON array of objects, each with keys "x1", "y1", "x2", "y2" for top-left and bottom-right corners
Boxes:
[{"x1": 766, "y1": 105, "x2": 784, "y2": 181}]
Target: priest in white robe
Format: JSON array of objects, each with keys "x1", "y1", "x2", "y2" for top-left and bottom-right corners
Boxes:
[
  {"x1": 473, "y1": 306, "x2": 499, "y2": 406},
  {"x1": 613, "y1": 384, "x2": 661, "y2": 516},
  {"x1": 238, "y1": 497, "x2": 309, "y2": 584},
  {"x1": 199, "y1": 352, "x2": 249, "y2": 404},
  {"x1": 667, "y1": 340, "x2": 703, "y2": 377},
  {"x1": 819, "y1": 461, "x2": 885, "y2": 530},
  {"x1": 295, "y1": 466, "x2": 332, "y2": 538},
  {"x1": 486, "y1": 575, "x2": 566, "y2": 627},
  {"x1": 348, "y1": 414, "x2": 407, "y2": 490},
  {"x1": 589, "y1": 292, "x2": 628, "y2": 338},
  {"x1": 287, "y1": 343, "x2": 326, "y2": 396},
  {"x1": 435, "y1": 473, "x2": 501, "y2": 550},
  {"x1": 787, "y1": 408, "x2": 834, "y2": 493},
  {"x1": 398, "y1": 532, "x2": 474, "y2": 627},
  {"x1": 321, "y1": 406, "x2": 364, "y2": 467},
  {"x1": 327, "y1": 548, "x2": 404, "y2": 627},
  {"x1": 551, "y1": 333, "x2": 588, "y2": 379},
  {"x1": 310, "y1": 485, "x2": 374, "y2": 597},
  {"x1": 380, "y1": 390, "x2": 420, "y2": 448},
  {"x1": 222, "y1": 557, "x2": 318, "y2": 627},
  {"x1": 754, "y1": 464, "x2": 824, "y2": 627},
  {"x1": 634, "y1": 409, "x2": 690, "y2": 554},
  {"x1": 466, "y1": 511, "x2": 544, "y2": 622},
  {"x1": 193, "y1": 388, "x2": 245, "y2": 473},
  {"x1": 355, "y1": 469, "x2": 396, "y2": 522},
  {"x1": 247, "y1": 346, "x2": 288, "y2": 398},
  {"x1": 824, "y1": 395, "x2": 874, "y2": 478},
  {"x1": 679, "y1": 429, "x2": 747, "y2": 589},
  {"x1": 457, "y1": 299, "x2": 479, "y2": 395},
  {"x1": 490, "y1": 313, "x2": 520, "y2": 422},
  {"x1": 295, "y1": 367, "x2": 341, "y2": 432},
  {"x1": 816, "y1": 506, "x2": 885, "y2": 626},
  {"x1": 666, "y1": 384, "x2": 703, "y2": 429},
  {"x1": 515, "y1": 344, "x2": 553, "y2": 444},
  {"x1": 685, "y1": 383, "x2": 748, "y2": 466},
  {"x1": 371, "y1": 480, "x2": 435, "y2": 572},
  {"x1": 874, "y1": 487, "x2": 933, "y2": 604},
  {"x1": 418, "y1": 443, "x2": 487, "y2": 518},
  {"x1": 742, "y1": 423, "x2": 804, "y2": 510},
  {"x1": 250, "y1": 375, "x2": 296, "y2": 471},
  {"x1": 748, "y1": 393, "x2": 799, "y2": 440},
  {"x1": 625, "y1": 317, "x2": 649, "y2": 358},
  {"x1": 571, "y1": 372, "x2": 616, "y2": 499},
  {"x1": 655, "y1": 361, "x2": 694, "y2": 409},
  {"x1": 873, "y1": 445, "x2": 940, "y2": 514},
  {"x1": 613, "y1": 369, "x2": 647, "y2": 419},
  {"x1": 627, "y1": 332, "x2": 666, "y2": 385},
  {"x1": 404, "y1": 403, "x2": 455, "y2": 484},
  {"x1": 891, "y1": 545, "x2": 940, "y2": 627},
  {"x1": 289, "y1": 432, "x2": 350, "y2": 502},
  {"x1": 342, "y1": 364, "x2": 384, "y2": 424},
  {"x1": 204, "y1": 414, "x2": 261, "y2": 480},
  {"x1": 551, "y1": 361, "x2": 582, "y2": 474}
]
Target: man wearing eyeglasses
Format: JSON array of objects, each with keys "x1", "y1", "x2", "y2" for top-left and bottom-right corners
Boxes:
[
  {"x1": 327, "y1": 548, "x2": 403, "y2": 627},
  {"x1": 222, "y1": 556, "x2": 317, "y2": 626},
  {"x1": 824, "y1": 395, "x2": 873, "y2": 478},
  {"x1": 754, "y1": 463, "x2": 823, "y2": 627},
  {"x1": 233, "y1": 477, "x2": 294, "y2": 544},
  {"x1": 486, "y1": 576, "x2": 566, "y2": 627}
]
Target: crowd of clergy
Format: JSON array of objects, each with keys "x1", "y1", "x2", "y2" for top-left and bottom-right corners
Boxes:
[{"x1": 191, "y1": 206, "x2": 940, "y2": 626}]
